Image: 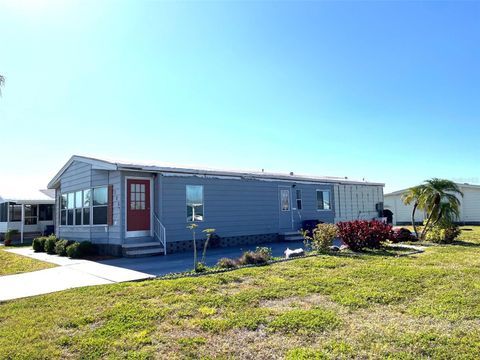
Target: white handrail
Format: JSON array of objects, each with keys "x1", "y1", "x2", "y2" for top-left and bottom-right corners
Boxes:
[{"x1": 153, "y1": 213, "x2": 167, "y2": 255}]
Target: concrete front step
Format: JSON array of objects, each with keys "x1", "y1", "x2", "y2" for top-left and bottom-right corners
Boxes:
[
  {"x1": 124, "y1": 247, "x2": 165, "y2": 257},
  {"x1": 122, "y1": 242, "x2": 161, "y2": 249},
  {"x1": 122, "y1": 239, "x2": 165, "y2": 257},
  {"x1": 284, "y1": 235, "x2": 304, "y2": 241},
  {"x1": 280, "y1": 231, "x2": 301, "y2": 236}
]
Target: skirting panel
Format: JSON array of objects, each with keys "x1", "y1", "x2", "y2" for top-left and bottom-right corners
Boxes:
[{"x1": 166, "y1": 233, "x2": 279, "y2": 254}]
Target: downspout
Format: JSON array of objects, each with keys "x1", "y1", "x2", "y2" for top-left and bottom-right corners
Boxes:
[{"x1": 21, "y1": 204, "x2": 25, "y2": 244}]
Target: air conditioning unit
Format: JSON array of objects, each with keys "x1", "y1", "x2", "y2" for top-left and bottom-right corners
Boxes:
[{"x1": 375, "y1": 202, "x2": 384, "y2": 216}]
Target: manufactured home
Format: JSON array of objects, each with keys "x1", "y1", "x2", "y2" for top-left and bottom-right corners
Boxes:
[
  {"x1": 0, "y1": 190, "x2": 55, "y2": 242},
  {"x1": 385, "y1": 183, "x2": 480, "y2": 225},
  {"x1": 47, "y1": 156, "x2": 385, "y2": 256}
]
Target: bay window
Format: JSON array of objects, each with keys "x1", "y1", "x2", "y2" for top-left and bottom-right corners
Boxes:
[{"x1": 60, "y1": 186, "x2": 108, "y2": 226}]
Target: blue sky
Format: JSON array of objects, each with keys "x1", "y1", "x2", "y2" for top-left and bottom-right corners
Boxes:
[{"x1": 0, "y1": 0, "x2": 479, "y2": 194}]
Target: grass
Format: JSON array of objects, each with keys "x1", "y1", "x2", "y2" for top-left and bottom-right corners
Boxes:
[
  {"x1": 0, "y1": 227, "x2": 480, "y2": 359},
  {"x1": 0, "y1": 246, "x2": 56, "y2": 276}
]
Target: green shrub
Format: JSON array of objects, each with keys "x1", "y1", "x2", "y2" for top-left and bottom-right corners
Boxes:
[
  {"x1": 239, "y1": 247, "x2": 272, "y2": 265},
  {"x1": 255, "y1": 246, "x2": 272, "y2": 259},
  {"x1": 305, "y1": 223, "x2": 338, "y2": 252},
  {"x1": 195, "y1": 262, "x2": 208, "y2": 273},
  {"x1": 4, "y1": 229, "x2": 19, "y2": 246},
  {"x1": 78, "y1": 241, "x2": 95, "y2": 257},
  {"x1": 44, "y1": 235, "x2": 58, "y2": 254},
  {"x1": 66, "y1": 242, "x2": 81, "y2": 258},
  {"x1": 55, "y1": 239, "x2": 73, "y2": 257},
  {"x1": 426, "y1": 225, "x2": 461, "y2": 244},
  {"x1": 32, "y1": 237, "x2": 47, "y2": 252},
  {"x1": 66, "y1": 241, "x2": 95, "y2": 259},
  {"x1": 217, "y1": 257, "x2": 238, "y2": 269}
]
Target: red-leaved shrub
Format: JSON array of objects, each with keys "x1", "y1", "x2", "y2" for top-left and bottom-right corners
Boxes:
[{"x1": 337, "y1": 220, "x2": 393, "y2": 251}]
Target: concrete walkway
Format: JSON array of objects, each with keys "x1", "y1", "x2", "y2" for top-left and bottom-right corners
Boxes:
[{"x1": 0, "y1": 248, "x2": 155, "y2": 302}]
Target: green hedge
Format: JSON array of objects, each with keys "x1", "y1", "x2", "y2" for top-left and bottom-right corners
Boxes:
[{"x1": 66, "y1": 241, "x2": 95, "y2": 259}]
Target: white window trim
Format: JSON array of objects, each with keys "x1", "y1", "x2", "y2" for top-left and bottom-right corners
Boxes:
[
  {"x1": 186, "y1": 184, "x2": 205, "y2": 222},
  {"x1": 316, "y1": 189, "x2": 332, "y2": 211},
  {"x1": 295, "y1": 189, "x2": 303, "y2": 210},
  {"x1": 59, "y1": 186, "x2": 109, "y2": 228}
]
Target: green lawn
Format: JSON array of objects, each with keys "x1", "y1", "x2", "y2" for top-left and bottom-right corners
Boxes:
[
  {"x1": 1, "y1": 228, "x2": 480, "y2": 359},
  {"x1": 0, "y1": 246, "x2": 56, "y2": 276}
]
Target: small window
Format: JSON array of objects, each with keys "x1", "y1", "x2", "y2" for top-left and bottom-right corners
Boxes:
[
  {"x1": 93, "y1": 206, "x2": 107, "y2": 225},
  {"x1": 186, "y1": 185, "x2": 204, "y2": 222},
  {"x1": 24, "y1": 205, "x2": 38, "y2": 225},
  {"x1": 39, "y1": 204, "x2": 53, "y2": 221},
  {"x1": 0, "y1": 202, "x2": 8, "y2": 222},
  {"x1": 61, "y1": 194, "x2": 67, "y2": 210},
  {"x1": 93, "y1": 187, "x2": 108, "y2": 206},
  {"x1": 83, "y1": 189, "x2": 91, "y2": 207},
  {"x1": 67, "y1": 193, "x2": 75, "y2": 209},
  {"x1": 9, "y1": 203, "x2": 22, "y2": 222},
  {"x1": 92, "y1": 187, "x2": 108, "y2": 225},
  {"x1": 83, "y1": 208, "x2": 90, "y2": 225},
  {"x1": 295, "y1": 189, "x2": 302, "y2": 210},
  {"x1": 316, "y1": 190, "x2": 331, "y2": 210},
  {"x1": 280, "y1": 189, "x2": 290, "y2": 211}
]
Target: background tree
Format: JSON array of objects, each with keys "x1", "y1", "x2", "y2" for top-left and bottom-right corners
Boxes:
[
  {"x1": 402, "y1": 178, "x2": 463, "y2": 240},
  {"x1": 0, "y1": 75, "x2": 4, "y2": 95}
]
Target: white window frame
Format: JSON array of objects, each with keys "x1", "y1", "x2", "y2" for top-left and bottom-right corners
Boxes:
[
  {"x1": 186, "y1": 185, "x2": 205, "y2": 222},
  {"x1": 92, "y1": 186, "x2": 109, "y2": 226},
  {"x1": 295, "y1": 189, "x2": 302, "y2": 210},
  {"x1": 316, "y1": 189, "x2": 331, "y2": 211},
  {"x1": 59, "y1": 186, "x2": 109, "y2": 228}
]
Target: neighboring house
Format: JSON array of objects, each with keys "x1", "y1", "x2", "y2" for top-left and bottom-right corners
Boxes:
[
  {"x1": 47, "y1": 155, "x2": 385, "y2": 256},
  {"x1": 0, "y1": 190, "x2": 55, "y2": 242},
  {"x1": 385, "y1": 183, "x2": 480, "y2": 225}
]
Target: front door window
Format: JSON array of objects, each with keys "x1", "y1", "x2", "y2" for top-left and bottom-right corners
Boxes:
[{"x1": 281, "y1": 189, "x2": 290, "y2": 211}]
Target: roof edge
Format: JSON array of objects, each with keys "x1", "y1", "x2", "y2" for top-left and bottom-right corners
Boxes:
[{"x1": 47, "y1": 155, "x2": 117, "y2": 189}]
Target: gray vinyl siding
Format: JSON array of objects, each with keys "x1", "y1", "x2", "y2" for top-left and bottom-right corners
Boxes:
[
  {"x1": 159, "y1": 175, "x2": 335, "y2": 243},
  {"x1": 56, "y1": 161, "x2": 122, "y2": 245},
  {"x1": 52, "y1": 159, "x2": 384, "y2": 250}
]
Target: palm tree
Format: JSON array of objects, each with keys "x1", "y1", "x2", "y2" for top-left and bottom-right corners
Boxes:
[
  {"x1": 401, "y1": 185, "x2": 425, "y2": 238},
  {"x1": 402, "y1": 179, "x2": 463, "y2": 240}
]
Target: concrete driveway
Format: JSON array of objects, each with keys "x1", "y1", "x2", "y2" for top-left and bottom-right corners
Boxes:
[
  {"x1": 1, "y1": 241, "x2": 307, "y2": 301},
  {"x1": 99, "y1": 241, "x2": 305, "y2": 276}
]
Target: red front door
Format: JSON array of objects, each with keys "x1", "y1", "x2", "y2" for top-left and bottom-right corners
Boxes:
[{"x1": 127, "y1": 179, "x2": 151, "y2": 233}]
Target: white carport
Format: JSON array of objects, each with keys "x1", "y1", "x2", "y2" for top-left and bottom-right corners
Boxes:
[{"x1": 0, "y1": 190, "x2": 55, "y2": 243}]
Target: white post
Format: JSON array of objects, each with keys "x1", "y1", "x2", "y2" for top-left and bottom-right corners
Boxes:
[{"x1": 21, "y1": 204, "x2": 25, "y2": 244}]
